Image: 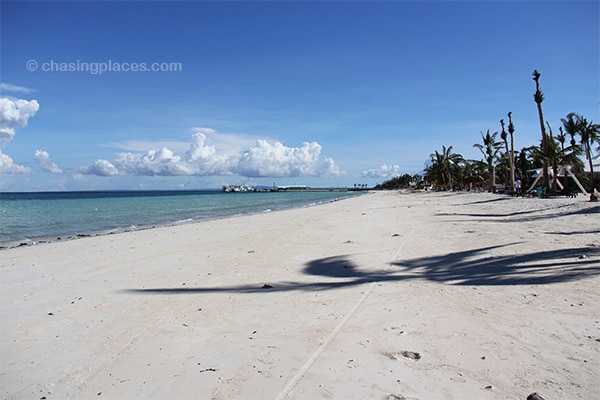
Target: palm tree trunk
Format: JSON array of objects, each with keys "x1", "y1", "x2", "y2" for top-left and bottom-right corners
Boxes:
[
  {"x1": 585, "y1": 143, "x2": 597, "y2": 196},
  {"x1": 500, "y1": 119, "x2": 510, "y2": 187},
  {"x1": 508, "y1": 112, "x2": 516, "y2": 192},
  {"x1": 533, "y1": 70, "x2": 550, "y2": 190}
]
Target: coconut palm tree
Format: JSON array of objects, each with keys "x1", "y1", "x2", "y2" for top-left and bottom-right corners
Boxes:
[
  {"x1": 507, "y1": 112, "x2": 516, "y2": 192},
  {"x1": 473, "y1": 130, "x2": 503, "y2": 192},
  {"x1": 578, "y1": 116, "x2": 600, "y2": 194},
  {"x1": 426, "y1": 145, "x2": 464, "y2": 190},
  {"x1": 545, "y1": 123, "x2": 562, "y2": 193},
  {"x1": 532, "y1": 70, "x2": 550, "y2": 190},
  {"x1": 557, "y1": 126, "x2": 567, "y2": 153},
  {"x1": 500, "y1": 119, "x2": 510, "y2": 186},
  {"x1": 562, "y1": 113, "x2": 600, "y2": 195},
  {"x1": 561, "y1": 113, "x2": 579, "y2": 148},
  {"x1": 515, "y1": 146, "x2": 537, "y2": 192},
  {"x1": 462, "y1": 159, "x2": 487, "y2": 191}
]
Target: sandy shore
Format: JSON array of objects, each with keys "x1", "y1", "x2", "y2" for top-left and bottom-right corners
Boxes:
[{"x1": 1, "y1": 191, "x2": 599, "y2": 400}]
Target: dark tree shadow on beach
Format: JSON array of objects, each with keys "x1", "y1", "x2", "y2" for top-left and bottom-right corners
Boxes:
[
  {"x1": 463, "y1": 197, "x2": 514, "y2": 205},
  {"x1": 124, "y1": 244, "x2": 600, "y2": 295},
  {"x1": 389, "y1": 245, "x2": 600, "y2": 285},
  {"x1": 436, "y1": 205, "x2": 599, "y2": 223}
]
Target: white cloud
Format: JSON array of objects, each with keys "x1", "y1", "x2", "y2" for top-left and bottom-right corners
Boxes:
[
  {"x1": 79, "y1": 130, "x2": 342, "y2": 178},
  {"x1": 79, "y1": 159, "x2": 120, "y2": 176},
  {"x1": 190, "y1": 127, "x2": 263, "y2": 156},
  {"x1": 104, "y1": 139, "x2": 191, "y2": 153},
  {"x1": 105, "y1": 127, "x2": 261, "y2": 157},
  {"x1": 184, "y1": 132, "x2": 235, "y2": 174},
  {"x1": 361, "y1": 164, "x2": 401, "y2": 179},
  {"x1": 0, "y1": 151, "x2": 33, "y2": 174},
  {"x1": 237, "y1": 140, "x2": 341, "y2": 177},
  {"x1": 0, "y1": 97, "x2": 40, "y2": 149},
  {"x1": 113, "y1": 147, "x2": 194, "y2": 176},
  {"x1": 0, "y1": 96, "x2": 40, "y2": 174},
  {"x1": 0, "y1": 82, "x2": 37, "y2": 95},
  {"x1": 33, "y1": 150, "x2": 63, "y2": 173}
]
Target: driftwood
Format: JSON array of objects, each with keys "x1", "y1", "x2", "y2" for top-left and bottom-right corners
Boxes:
[{"x1": 527, "y1": 393, "x2": 547, "y2": 400}]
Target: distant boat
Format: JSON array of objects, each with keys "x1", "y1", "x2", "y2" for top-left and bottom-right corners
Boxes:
[{"x1": 222, "y1": 184, "x2": 255, "y2": 192}]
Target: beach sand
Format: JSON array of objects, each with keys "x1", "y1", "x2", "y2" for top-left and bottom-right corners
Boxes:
[{"x1": 1, "y1": 191, "x2": 599, "y2": 400}]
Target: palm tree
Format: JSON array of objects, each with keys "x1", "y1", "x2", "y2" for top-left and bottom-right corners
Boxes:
[
  {"x1": 500, "y1": 119, "x2": 510, "y2": 186},
  {"x1": 532, "y1": 70, "x2": 550, "y2": 190},
  {"x1": 426, "y1": 145, "x2": 464, "y2": 190},
  {"x1": 515, "y1": 146, "x2": 537, "y2": 191},
  {"x1": 545, "y1": 123, "x2": 561, "y2": 193},
  {"x1": 473, "y1": 130, "x2": 503, "y2": 192},
  {"x1": 462, "y1": 159, "x2": 487, "y2": 191},
  {"x1": 579, "y1": 116, "x2": 600, "y2": 194},
  {"x1": 561, "y1": 112, "x2": 579, "y2": 148},
  {"x1": 562, "y1": 113, "x2": 600, "y2": 196},
  {"x1": 507, "y1": 112, "x2": 516, "y2": 192},
  {"x1": 557, "y1": 126, "x2": 567, "y2": 153}
]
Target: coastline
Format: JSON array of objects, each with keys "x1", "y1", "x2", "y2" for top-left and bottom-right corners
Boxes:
[
  {"x1": 1, "y1": 190, "x2": 598, "y2": 399},
  {"x1": 0, "y1": 191, "x2": 361, "y2": 250}
]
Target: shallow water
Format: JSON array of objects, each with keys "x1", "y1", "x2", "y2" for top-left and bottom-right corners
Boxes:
[{"x1": 0, "y1": 190, "x2": 360, "y2": 244}]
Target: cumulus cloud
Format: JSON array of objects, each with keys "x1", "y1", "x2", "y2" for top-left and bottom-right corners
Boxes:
[
  {"x1": 0, "y1": 97, "x2": 40, "y2": 149},
  {"x1": 184, "y1": 132, "x2": 235, "y2": 174},
  {"x1": 79, "y1": 159, "x2": 120, "y2": 176},
  {"x1": 79, "y1": 130, "x2": 342, "y2": 178},
  {"x1": 116, "y1": 147, "x2": 198, "y2": 176},
  {"x1": 237, "y1": 140, "x2": 340, "y2": 177},
  {"x1": 190, "y1": 127, "x2": 261, "y2": 156},
  {"x1": 0, "y1": 152, "x2": 32, "y2": 174},
  {"x1": 361, "y1": 164, "x2": 401, "y2": 179},
  {"x1": 34, "y1": 150, "x2": 63, "y2": 173},
  {"x1": 0, "y1": 96, "x2": 40, "y2": 174}
]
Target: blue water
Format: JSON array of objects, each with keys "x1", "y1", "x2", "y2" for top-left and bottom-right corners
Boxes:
[{"x1": 0, "y1": 190, "x2": 360, "y2": 245}]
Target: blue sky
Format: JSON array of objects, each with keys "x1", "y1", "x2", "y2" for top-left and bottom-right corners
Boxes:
[{"x1": 1, "y1": 1, "x2": 598, "y2": 191}]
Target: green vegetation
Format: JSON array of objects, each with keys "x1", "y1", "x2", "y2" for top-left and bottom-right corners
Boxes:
[
  {"x1": 376, "y1": 70, "x2": 600, "y2": 198},
  {"x1": 373, "y1": 173, "x2": 422, "y2": 190}
]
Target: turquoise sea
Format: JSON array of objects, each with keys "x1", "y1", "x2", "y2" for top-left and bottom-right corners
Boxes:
[{"x1": 0, "y1": 190, "x2": 360, "y2": 245}]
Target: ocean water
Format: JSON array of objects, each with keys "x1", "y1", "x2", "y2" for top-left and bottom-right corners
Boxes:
[{"x1": 0, "y1": 190, "x2": 360, "y2": 245}]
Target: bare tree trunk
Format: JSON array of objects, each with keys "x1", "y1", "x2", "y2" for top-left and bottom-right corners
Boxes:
[
  {"x1": 508, "y1": 112, "x2": 516, "y2": 192},
  {"x1": 500, "y1": 119, "x2": 510, "y2": 188},
  {"x1": 533, "y1": 70, "x2": 550, "y2": 190}
]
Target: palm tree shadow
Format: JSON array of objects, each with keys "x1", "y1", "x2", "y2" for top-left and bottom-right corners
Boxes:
[
  {"x1": 124, "y1": 245, "x2": 600, "y2": 295},
  {"x1": 391, "y1": 245, "x2": 600, "y2": 285},
  {"x1": 436, "y1": 204, "x2": 598, "y2": 223}
]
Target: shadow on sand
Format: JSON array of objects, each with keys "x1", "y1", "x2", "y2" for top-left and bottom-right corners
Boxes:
[
  {"x1": 124, "y1": 244, "x2": 600, "y2": 295},
  {"x1": 436, "y1": 204, "x2": 599, "y2": 223}
]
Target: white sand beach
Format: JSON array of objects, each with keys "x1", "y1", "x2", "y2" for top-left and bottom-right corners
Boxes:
[{"x1": 1, "y1": 191, "x2": 599, "y2": 400}]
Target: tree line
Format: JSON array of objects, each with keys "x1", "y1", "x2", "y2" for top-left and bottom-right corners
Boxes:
[{"x1": 375, "y1": 71, "x2": 600, "y2": 199}]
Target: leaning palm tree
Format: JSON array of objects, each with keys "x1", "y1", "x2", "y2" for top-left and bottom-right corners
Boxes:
[{"x1": 473, "y1": 130, "x2": 503, "y2": 192}]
